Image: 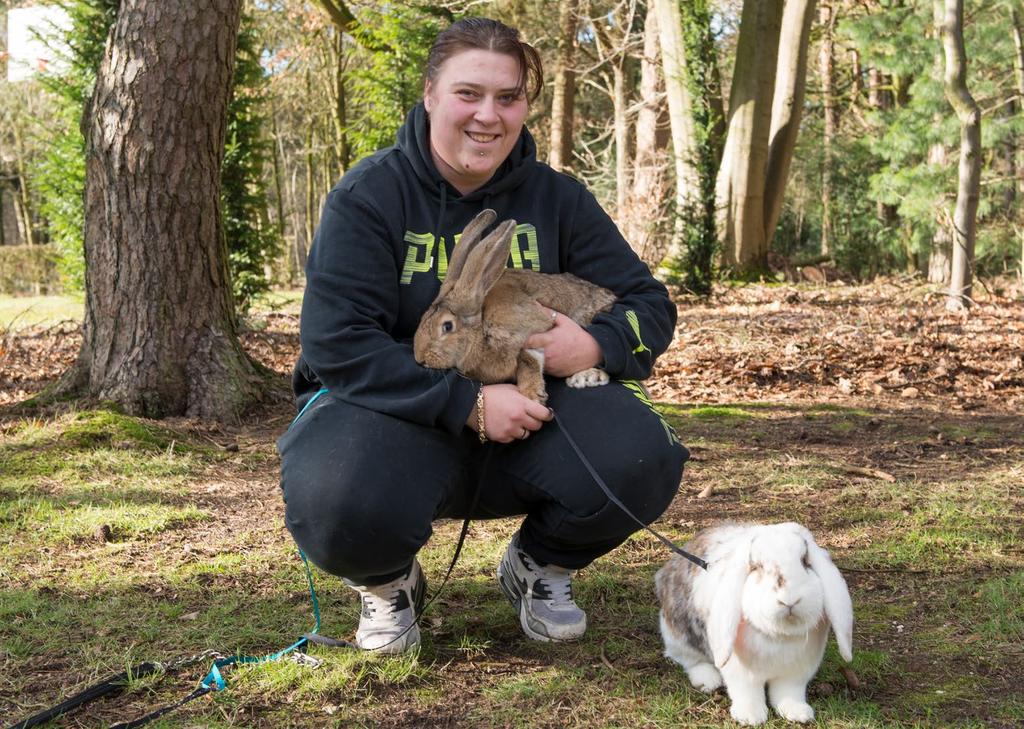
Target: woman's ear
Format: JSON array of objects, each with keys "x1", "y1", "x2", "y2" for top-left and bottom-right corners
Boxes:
[{"x1": 423, "y1": 80, "x2": 435, "y2": 112}]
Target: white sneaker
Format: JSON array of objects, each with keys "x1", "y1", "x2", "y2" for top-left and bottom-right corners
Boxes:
[
  {"x1": 496, "y1": 533, "x2": 586, "y2": 642},
  {"x1": 348, "y1": 560, "x2": 426, "y2": 654}
]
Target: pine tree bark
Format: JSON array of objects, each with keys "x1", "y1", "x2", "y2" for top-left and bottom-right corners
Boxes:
[
  {"x1": 548, "y1": 0, "x2": 579, "y2": 172},
  {"x1": 715, "y1": 0, "x2": 785, "y2": 273},
  {"x1": 69, "y1": 0, "x2": 265, "y2": 420},
  {"x1": 941, "y1": 0, "x2": 981, "y2": 311},
  {"x1": 763, "y1": 0, "x2": 818, "y2": 248}
]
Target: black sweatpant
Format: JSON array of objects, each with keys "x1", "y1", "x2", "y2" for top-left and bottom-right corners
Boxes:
[{"x1": 277, "y1": 378, "x2": 689, "y2": 585}]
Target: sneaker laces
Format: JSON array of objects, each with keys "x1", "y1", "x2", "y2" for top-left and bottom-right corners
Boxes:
[
  {"x1": 522, "y1": 551, "x2": 576, "y2": 609},
  {"x1": 360, "y1": 584, "x2": 405, "y2": 624}
]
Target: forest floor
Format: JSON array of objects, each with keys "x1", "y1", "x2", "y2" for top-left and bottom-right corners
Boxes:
[{"x1": 1, "y1": 279, "x2": 1022, "y2": 728}]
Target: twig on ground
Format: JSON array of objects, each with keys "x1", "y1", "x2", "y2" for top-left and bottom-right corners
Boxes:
[
  {"x1": 840, "y1": 465, "x2": 897, "y2": 482},
  {"x1": 599, "y1": 645, "x2": 619, "y2": 674},
  {"x1": 840, "y1": 666, "x2": 862, "y2": 690}
]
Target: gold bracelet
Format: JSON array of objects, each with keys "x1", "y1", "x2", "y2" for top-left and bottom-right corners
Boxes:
[{"x1": 476, "y1": 386, "x2": 487, "y2": 444}]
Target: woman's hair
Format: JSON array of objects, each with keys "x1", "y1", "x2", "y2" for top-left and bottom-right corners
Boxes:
[{"x1": 425, "y1": 17, "x2": 544, "y2": 104}]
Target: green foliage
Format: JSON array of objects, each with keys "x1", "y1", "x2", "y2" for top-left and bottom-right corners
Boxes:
[
  {"x1": 809, "y1": 0, "x2": 1022, "y2": 277},
  {"x1": 222, "y1": 12, "x2": 281, "y2": 313},
  {"x1": 346, "y1": 4, "x2": 451, "y2": 160},
  {"x1": 674, "y1": 0, "x2": 719, "y2": 296},
  {"x1": 31, "y1": 0, "x2": 119, "y2": 292}
]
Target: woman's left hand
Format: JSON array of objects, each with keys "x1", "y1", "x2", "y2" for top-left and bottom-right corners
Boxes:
[{"x1": 524, "y1": 306, "x2": 603, "y2": 377}]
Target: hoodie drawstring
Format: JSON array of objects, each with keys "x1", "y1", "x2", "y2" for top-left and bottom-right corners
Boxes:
[{"x1": 434, "y1": 183, "x2": 448, "y2": 266}]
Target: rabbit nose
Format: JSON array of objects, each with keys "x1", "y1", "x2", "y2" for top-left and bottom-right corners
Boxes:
[{"x1": 777, "y1": 597, "x2": 801, "y2": 613}]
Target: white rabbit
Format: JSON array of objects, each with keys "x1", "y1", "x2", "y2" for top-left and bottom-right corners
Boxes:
[{"x1": 654, "y1": 522, "x2": 853, "y2": 726}]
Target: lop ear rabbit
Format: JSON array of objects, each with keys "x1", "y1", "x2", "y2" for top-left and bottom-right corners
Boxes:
[
  {"x1": 413, "y1": 209, "x2": 616, "y2": 404},
  {"x1": 655, "y1": 522, "x2": 853, "y2": 726}
]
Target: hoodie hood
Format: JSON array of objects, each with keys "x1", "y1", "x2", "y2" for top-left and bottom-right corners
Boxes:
[{"x1": 395, "y1": 101, "x2": 537, "y2": 203}]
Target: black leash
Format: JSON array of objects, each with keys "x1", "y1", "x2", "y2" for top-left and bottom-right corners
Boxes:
[
  {"x1": 8, "y1": 663, "x2": 164, "y2": 729},
  {"x1": 6, "y1": 650, "x2": 224, "y2": 729},
  {"x1": 8, "y1": 410, "x2": 700, "y2": 728},
  {"x1": 551, "y1": 409, "x2": 708, "y2": 571}
]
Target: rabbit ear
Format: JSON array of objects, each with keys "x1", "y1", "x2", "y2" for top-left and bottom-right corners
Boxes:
[
  {"x1": 806, "y1": 537, "x2": 854, "y2": 662},
  {"x1": 453, "y1": 218, "x2": 517, "y2": 313},
  {"x1": 706, "y1": 538, "x2": 752, "y2": 668},
  {"x1": 441, "y1": 209, "x2": 497, "y2": 295}
]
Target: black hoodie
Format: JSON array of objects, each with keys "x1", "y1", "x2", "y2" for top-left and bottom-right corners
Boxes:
[{"x1": 293, "y1": 102, "x2": 677, "y2": 434}]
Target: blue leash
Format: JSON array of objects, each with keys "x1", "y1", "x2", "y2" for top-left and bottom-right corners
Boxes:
[
  {"x1": 9, "y1": 391, "x2": 703, "y2": 729},
  {"x1": 7, "y1": 550, "x2": 334, "y2": 729}
]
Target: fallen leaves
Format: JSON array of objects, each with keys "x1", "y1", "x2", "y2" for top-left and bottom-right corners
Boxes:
[{"x1": 651, "y1": 279, "x2": 1024, "y2": 412}]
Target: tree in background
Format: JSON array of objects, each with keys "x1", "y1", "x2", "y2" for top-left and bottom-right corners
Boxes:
[
  {"x1": 222, "y1": 10, "x2": 281, "y2": 313},
  {"x1": 548, "y1": 0, "x2": 580, "y2": 173},
  {"x1": 669, "y1": 0, "x2": 721, "y2": 295},
  {"x1": 784, "y1": 0, "x2": 1019, "y2": 280},
  {"x1": 940, "y1": 0, "x2": 981, "y2": 310},
  {"x1": 32, "y1": 0, "x2": 118, "y2": 288},
  {"x1": 63, "y1": 0, "x2": 266, "y2": 420},
  {"x1": 714, "y1": 0, "x2": 818, "y2": 276}
]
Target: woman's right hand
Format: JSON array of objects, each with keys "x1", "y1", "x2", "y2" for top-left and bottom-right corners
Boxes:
[{"x1": 475, "y1": 383, "x2": 552, "y2": 443}]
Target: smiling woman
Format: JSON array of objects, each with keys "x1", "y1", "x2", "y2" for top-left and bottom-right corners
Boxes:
[
  {"x1": 424, "y1": 50, "x2": 529, "y2": 194},
  {"x1": 279, "y1": 16, "x2": 688, "y2": 657}
]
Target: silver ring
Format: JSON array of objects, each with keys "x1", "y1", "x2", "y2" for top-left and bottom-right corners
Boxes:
[
  {"x1": 519, "y1": 428, "x2": 529, "y2": 439},
  {"x1": 550, "y1": 310, "x2": 557, "y2": 322}
]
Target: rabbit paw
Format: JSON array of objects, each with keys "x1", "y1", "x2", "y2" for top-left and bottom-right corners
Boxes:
[
  {"x1": 566, "y1": 368, "x2": 609, "y2": 389},
  {"x1": 775, "y1": 699, "x2": 815, "y2": 723},
  {"x1": 685, "y1": 663, "x2": 723, "y2": 693},
  {"x1": 729, "y1": 701, "x2": 769, "y2": 726}
]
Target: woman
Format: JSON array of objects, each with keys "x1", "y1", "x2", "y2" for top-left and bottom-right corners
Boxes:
[{"x1": 278, "y1": 17, "x2": 689, "y2": 653}]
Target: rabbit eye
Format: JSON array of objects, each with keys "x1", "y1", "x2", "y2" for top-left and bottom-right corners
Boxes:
[
  {"x1": 441, "y1": 321, "x2": 455, "y2": 334},
  {"x1": 801, "y1": 552, "x2": 811, "y2": 569}
]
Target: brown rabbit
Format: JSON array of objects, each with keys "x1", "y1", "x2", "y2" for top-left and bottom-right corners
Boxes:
[{"x1": 413, "y1": 209, "x2": 616, "y2": 405}]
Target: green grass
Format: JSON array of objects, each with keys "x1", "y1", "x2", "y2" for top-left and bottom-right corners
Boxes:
[
  {"x1": 0, "y1": 292, "x2": 84, "y2": 330},
  {"x1": 1, "y1": 403, "x2": 1022, "y2": 727}
]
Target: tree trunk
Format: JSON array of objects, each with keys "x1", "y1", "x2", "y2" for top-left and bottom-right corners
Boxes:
[
  {"x1": 548, "y1": 0, "x2": 579, "y2": 172},
  {"x1": 625, "y1": 2, "x2": 671, "y2": 265},
  {"x1": 941, "y1": 0, "x2": 981, "y2": 311},
  {"x1": 1012, "y1": 3, "x2": 1024, "y2": 281},
  {"x1": 928, "y1": 0, "x2": 952, "y2": 282},
  {"x1": 818, "y1": 1, "x2": 836, "y2": 257},
  {"x1": 289, "y1": 164, "x2": 308, "y2": 274},
  {"x1": 0, "y1": 6, "x2": 7, "y2": 81},
  {"x1": 613, "y1": 61, "x2": 630, "y2": 219},
  {"x1": 763, "y1": 0, "x2": 818, "y2": 248},
  {"x1": 269, "y1": 101, "x2": 288, "y2": 250},
  {"x1": 849, "y1": 48, "x2": 863, "y2": 101},
  {"x1": 1012, "y1": 3, "x2": 1024, "y2": 199},
  {"x1": 69, "y1": 0, "x2": 265, "y2": 420},
  {"x1": 715, "y1": 0, "x2": 785, "y2": 273},
  {"x1": 322, "y1": 26, "x2": 350, "y2": 176},
  {"x1": 928, "y1": 113, "x2": 952, "y2": 282},
  {"x1": 654, "y1": 0, "x2": 701, "y2": 261},
  {"x1": 305, "y1": 104, "x2": 316, "y2": 265},
  {"x1": 10, "y1": 122, "x2": 36, "y2": 246}
]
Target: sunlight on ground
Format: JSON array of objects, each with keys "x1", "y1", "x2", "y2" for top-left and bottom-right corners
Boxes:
[
  {"x1": 0, "y1": 288, "x2": 304, "y2": 331},
  {"x1": 0, "y1": 294, "x2": 84, "y2": 330}
]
